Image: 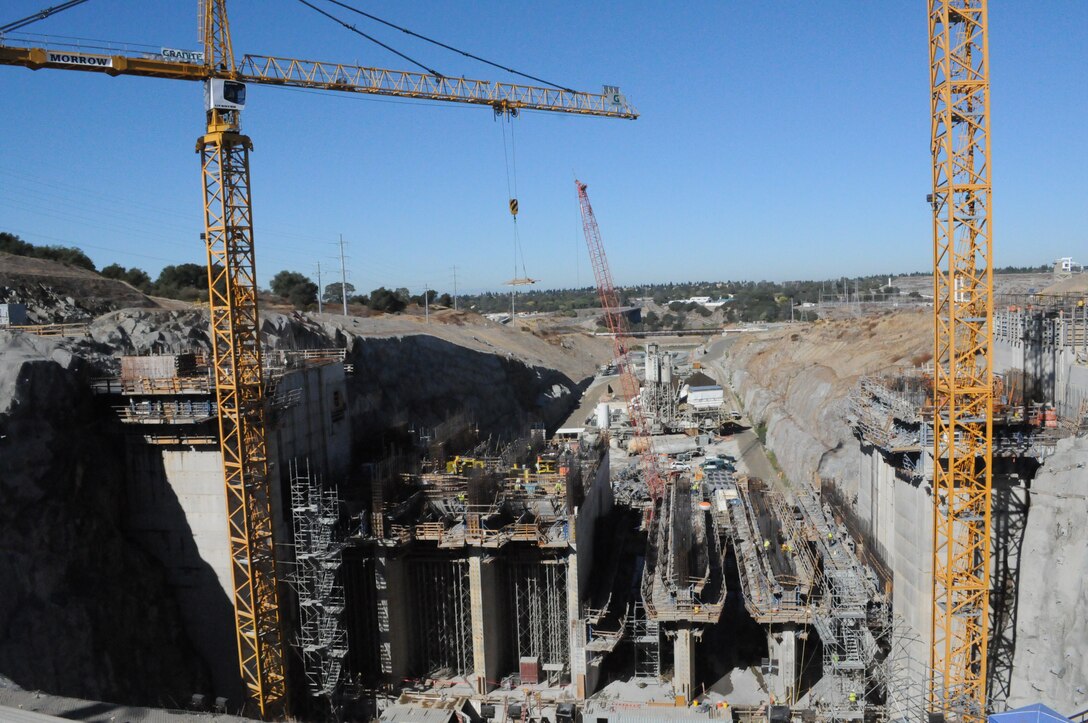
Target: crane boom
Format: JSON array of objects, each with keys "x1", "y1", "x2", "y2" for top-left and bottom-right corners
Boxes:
[
  {"x1": 0, "y1": 44, "x2": 639, "y2": 119},
  {"x1": 928, "y1": 2, "x2": 993, "y2": 721},
  {"x1": 575, "y1": 180, "x2": 664, "y2": 500}
]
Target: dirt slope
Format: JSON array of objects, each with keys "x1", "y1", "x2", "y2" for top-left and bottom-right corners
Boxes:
[{"x1": 0, "y1": 252, "x2": 160, "y2": 322}]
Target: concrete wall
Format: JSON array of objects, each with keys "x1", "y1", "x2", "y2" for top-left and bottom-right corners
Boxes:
[
  {"x1": 271, "y1": 362, "x2": 351, "y2": 479},
  {"x1": 124, "y1": 445, "x2": 241, "y2": 703},
  {"x1": 123, "y1": 362, "x2": 353, "y2": 704},
  {"x1": 575, "y1": 452, "x2": 613, "y2": 601},
  {"x1": 994, "y1": 338, "x2": 1088, "y2": 421}
]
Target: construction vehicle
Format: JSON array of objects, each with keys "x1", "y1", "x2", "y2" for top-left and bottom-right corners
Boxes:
[{"x1": 0, "y1": 2, "x2": 636, "y2": 717}]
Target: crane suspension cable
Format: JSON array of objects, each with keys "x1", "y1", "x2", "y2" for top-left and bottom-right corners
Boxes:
[
  {"x1": 1, "y1": 0, "x2": 92, "y2": 35},
  {"x1": 318, "y1": 0, "x2": 575, "y2": 92},
  {"x1": 293, "y1": 0, "x2": 443, "y2": 77}
]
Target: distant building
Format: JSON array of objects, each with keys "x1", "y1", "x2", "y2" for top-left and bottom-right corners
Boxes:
[
  {"x1": 1054, "y1": 256, "x2": 1083, "y2": 277},
  {"x1": 666, "y1": 296, "x2": 734, "y2": 310}
]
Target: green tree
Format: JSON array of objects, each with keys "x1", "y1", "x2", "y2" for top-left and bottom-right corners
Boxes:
[
  {"x1": 102, "y1": 263, "x2": 152, "y2": 292},
  {"x1": 156, "y1": 263, "x2": 208, "y2": 291},
  {"x1": 437, "y1": 293, "x2": 453, "y2": 307},
  {"x1": 0, "y1": 231, "x2": 95, "y2": 270},
  {"x1": 368, "y1": 287, "x2": 406, "y2": 313},
  {"x1": 271, "y1": 270, "x2": 318, "y2": 308},
  {"x1": 124, "y1": 267, "x2": 152, "y2": 291},
  {"x1": 323, "y1": 281, "x2": 355, "y2": 304},
  {"x1": 101, "y1": 263, "x2": 127, "y2": 280}
]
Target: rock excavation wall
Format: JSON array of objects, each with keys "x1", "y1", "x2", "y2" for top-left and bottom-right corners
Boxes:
[
  {"x1": 89, "y1": 308, "x2": 589, "y2": 443},
  {"x1": 720, "y1": 311, "x2": 1088, "y2": 715},
  {"x1": 0, "y1": 330, "x2": 208, "y2": 705},
  {"x1": 723, "y1": 311, "x2": 929, "y2": 489},
  {"x1": 1006, "y1": 435, "x2": 1088, "y2": 712}
]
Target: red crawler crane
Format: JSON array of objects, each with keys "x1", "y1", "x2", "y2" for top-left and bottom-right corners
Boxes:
[{"x1": 575, "y1": 179, "x2": 665, "y2": 500}]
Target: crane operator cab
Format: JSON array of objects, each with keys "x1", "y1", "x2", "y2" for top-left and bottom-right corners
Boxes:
[{"x1": 205, "y1": 78, "x2": 247, "y2": 112}]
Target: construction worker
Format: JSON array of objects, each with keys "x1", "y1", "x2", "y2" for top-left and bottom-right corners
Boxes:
[
  {"x1": 849, "y1": 691, "x2": 857, "y2": 706},
  {"x1": 763, "y1": 539, "x2": 771, "y2": 551}
]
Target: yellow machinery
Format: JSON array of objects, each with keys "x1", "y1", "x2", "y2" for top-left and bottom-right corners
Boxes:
[
  {"x1": 1, "y1": 2, "x2": 636, "y2": 717},
  {"x1": 928, "y1": 2, "x2": 993, "y2": 720}
]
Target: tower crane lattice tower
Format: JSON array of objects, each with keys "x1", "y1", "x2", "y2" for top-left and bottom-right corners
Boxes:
[
  {"x1": 575, "y1": 180, "x2": 664, "y2": 501},
  {"x1": 927, "y1": 2, "x2": 993, "y2": 721},
  {"x1": 1, "y1": 2, "x2": 636, "y2": 717}
]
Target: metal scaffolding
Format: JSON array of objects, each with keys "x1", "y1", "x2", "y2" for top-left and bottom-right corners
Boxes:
[
  {"x1": 509, "y1": 559, "x2": 569, "y2": 668},
  {"x1": 628, "y1": 601, "x2": 661, "y2": 679},
  {"x1": 290, "y1": 460, "x2": 348, "y2": 700},
  {"x1": 410, "y1": 558, "x2": 473, "y2": 676}
]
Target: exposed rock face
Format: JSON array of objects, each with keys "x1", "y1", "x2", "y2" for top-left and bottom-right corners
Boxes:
[
  {"x1": 721, "y1": 312, "x2": 1088, "y2": 715},
  {"x1": 1007, "y1": 435, "x2": 1088, "y2": 712},
  {"x1": 723, "y1": 312, "x2": 928, "y2": 489},
  {"x1": 0, "y1": 331, "x2": 208, "y2": 704},
  {"x1": 345, "y1": 333, "x2": 577, "y2": 443},
  {"x1": 89, "y1": 309, "x2": 583, "y2": 442}
]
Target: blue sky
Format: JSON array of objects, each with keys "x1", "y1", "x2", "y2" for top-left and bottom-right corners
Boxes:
[{"x1": 1, "y1": 1, "x2": 1085, "y2": 295}]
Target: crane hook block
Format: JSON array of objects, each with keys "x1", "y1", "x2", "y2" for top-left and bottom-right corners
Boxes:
[{"x1": 509, "y1": 198, "x2": 519, "y2": 217}]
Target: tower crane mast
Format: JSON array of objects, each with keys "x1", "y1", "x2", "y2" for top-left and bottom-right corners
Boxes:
[
  {"x1": 575, "y1": 180, "x2": 664, "y2": 501},
  {"x1": 927, "y1": 2, "x2": 993, "y2": 721},
  {"x1": 1, "y1": 2, "x2": 636, "y2": 718}
]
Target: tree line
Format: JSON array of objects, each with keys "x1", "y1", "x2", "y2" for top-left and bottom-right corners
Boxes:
[{"x1": 0, "y1": 231, "x2": 1061, "y2": 322}]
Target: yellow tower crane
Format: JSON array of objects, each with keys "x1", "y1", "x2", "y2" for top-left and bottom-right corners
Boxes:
[
  {"x1": 927, "y1": 2, "x2": 993, "y2": 721},
  {"x1": 1, "y1": 2, "x2": 637, "y2": 718}
]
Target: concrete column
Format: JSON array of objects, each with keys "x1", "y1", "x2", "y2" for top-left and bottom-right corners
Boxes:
[
  {"x1": 767, "y1": 624, "x2": 798, "y2": 704},
  {"x1": 376, "y1": 554, "x2": 410, "y2": 681},
  {"x1": 567, "y1": 553, "x2": 587, "y2": 699},
  {"x1": 673, "y1": 625, "x2": 696, "y2": 703},
  {"x1": 470, "y1": 553, "x2": 502, "y2": 694}
]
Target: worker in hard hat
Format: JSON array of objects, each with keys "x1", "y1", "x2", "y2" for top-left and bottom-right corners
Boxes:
[
  {"x1": 763, "y1": 540, "x2": 771, "y2": 550},
  {"x1": 849, "y1": 691, "x2": 858, "y2": 706}
]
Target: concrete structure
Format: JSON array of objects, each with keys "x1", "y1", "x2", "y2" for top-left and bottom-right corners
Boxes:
[
  {"x1": 350, "y1": 432, "x2": 611, "y2": 701},
  {"x1": 101, "y1": 353, "x2": 352, "y2": 706}
]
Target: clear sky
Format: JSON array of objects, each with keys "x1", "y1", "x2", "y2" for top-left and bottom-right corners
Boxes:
[{"x1": 1, "y1": 1, "x2": 1085, "y2": 295}]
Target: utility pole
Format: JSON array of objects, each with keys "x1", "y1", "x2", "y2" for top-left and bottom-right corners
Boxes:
[
  {"x1": 338, "y1": 234, "x2": 348, "y2": 316},
  {"x1": 452, "y1": 265, "x2": 459, "y2": 311},
  {"x1": 316, "y1": 261, "x2": 323, "y2": 314},
  {"x1": 424, "y1": 283, "x2": 430, "y2": 323}
]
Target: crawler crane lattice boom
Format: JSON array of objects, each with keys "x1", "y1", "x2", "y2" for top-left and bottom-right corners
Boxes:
[{"x1": 576, "y1": 180, "x2": 664, "y2": 500}]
